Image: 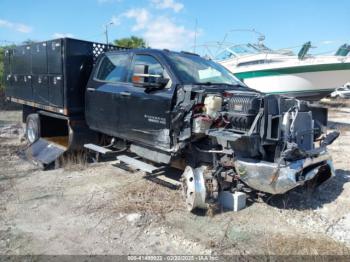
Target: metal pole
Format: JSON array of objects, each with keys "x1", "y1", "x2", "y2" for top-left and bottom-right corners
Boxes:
[
  {"x1": 105, "y1": 25, "x2": 108, "y2": 45},
  {"x1": 104, "y1": 22, "x2": 114, "y2": 46},
  {"x1": 193, "y1": 18, "x2": 198, "y2": 53}
]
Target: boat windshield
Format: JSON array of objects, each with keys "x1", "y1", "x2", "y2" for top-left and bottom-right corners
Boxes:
[
  {"x1": 216, "y1": 43, "x2": 273, "y2": 60},
  {"x1": 230, "y1": 44, "x2": 260, "y2": 55},
  {"x1": 166, "y1": 52, "x2": 246, "y2": 87}
]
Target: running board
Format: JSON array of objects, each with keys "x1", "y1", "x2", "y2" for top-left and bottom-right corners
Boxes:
[
  {"x1": 117, "y1": 155, "x2": 162, "y2": 174},
  {"x1": 84, "y1": 143, "x2": 112, "y2": 154}
]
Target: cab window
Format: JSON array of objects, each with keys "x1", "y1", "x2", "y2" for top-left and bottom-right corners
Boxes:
[
  {"x1": 130, "y1": 54, "x2": 164, "y2": 80},
  {"x1": 95, "y1": 53, "x2": 129, "y2": 83}
]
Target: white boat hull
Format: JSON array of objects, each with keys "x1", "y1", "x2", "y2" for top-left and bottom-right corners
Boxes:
[
  {"x1": 241, "y1": 69, "x2": 350, "y2": 100},
  {"x1": 219, "y1": 52, "x2": 350, "y2": 100}
]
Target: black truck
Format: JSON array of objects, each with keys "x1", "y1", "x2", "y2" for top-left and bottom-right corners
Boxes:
[{"x1": 4, "y1": 38, "x2": 339, "y2": 211}]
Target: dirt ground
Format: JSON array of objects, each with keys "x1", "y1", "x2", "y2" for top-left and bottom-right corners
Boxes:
[{"x1": 0, "y1": 102, "x2": 350, "y2": 256}]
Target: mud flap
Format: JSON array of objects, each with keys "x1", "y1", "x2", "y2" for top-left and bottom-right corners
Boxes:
[{"x1": 25, "y1": 138, "x2": 66, "y2": 169}]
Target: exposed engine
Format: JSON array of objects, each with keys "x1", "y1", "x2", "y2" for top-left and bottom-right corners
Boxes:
[
  {"x1": 178, "y1": 86, "x2": 339, "y2": 211},
  {"x1": 225, "y1": 92, "x2": 261, "y2": 131}
]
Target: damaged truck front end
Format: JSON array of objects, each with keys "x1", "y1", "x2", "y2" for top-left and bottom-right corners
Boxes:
[
  {"x1": 5, "y1": 42, "x2": 338, "y2": 212},
  {"x1": 173, "y1": 83, "x2": 338, "y2": 211}
]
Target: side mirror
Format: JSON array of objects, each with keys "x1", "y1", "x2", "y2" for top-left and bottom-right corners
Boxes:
[{"x1": 132, "y1": 64, "x2": 168, "y2": 90}]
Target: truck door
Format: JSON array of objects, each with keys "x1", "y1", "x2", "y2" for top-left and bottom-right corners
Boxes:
[
  {"x1": 120, "y1": 53, "x2": 174, "y2": 149},
  {"x1": 85, "y1": 52, "x2": 131, "y2": 136}
]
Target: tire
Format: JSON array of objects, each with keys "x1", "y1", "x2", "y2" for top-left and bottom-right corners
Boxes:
[{"x1": 26, "y1": 114, "x2": 41, "y2": 144}]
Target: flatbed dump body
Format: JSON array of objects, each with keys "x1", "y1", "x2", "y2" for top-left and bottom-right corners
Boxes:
[{"x1": 4, "y1": 38, "x2": 124, "y2": 115}]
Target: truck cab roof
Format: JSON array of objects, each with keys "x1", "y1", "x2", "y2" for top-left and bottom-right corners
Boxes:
[{"x1": 104, "y1": 48, "x2": 200, "y2": 57}]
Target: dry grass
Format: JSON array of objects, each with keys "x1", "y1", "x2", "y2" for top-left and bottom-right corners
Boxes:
[
  {"x1": 263, "y1": 234, "x2": 350, "y2": 256},
  {"x1": 73, "y1": 176, "x2": 187, "y2": 232},
  {"x1": 115, "y1": 178, "x2": 185, "y2": 217},
  {"x1": 217, "y1": 229, "x2": 350, "y2": 255},
  {"x1": 75, "y1": 172, "x2": 186, "y2": 218},
  {"x1": 60, "y1": 150, "x2": 89, "y2": 171}
]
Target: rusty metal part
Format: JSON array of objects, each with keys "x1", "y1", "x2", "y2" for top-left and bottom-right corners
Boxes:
[{"x1": 9, "y1": 97, "x2": 66, "y2": 115}]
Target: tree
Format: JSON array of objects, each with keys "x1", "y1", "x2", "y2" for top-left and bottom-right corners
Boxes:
[
  {"x1": 0, "y1": 44, "x2": 15, "y2": 90},
  {"x1": 0, "y1": 47, "x2": 5, "y2": 90},
  {"x1": 113, "y1": 36, "x2": 146, "y2": 48},
  {"x1": 22, "y1": 39, "x2": 36, "y2": 45}
]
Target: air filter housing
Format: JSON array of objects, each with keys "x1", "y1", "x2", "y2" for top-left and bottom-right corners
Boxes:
[{"x1": 225, "y1": 92, "x2": 262, "y2": 131}]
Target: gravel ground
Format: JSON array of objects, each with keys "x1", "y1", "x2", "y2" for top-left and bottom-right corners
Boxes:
[{"x1": 0, "y1": 105, "x2": 349, "y2": 256}]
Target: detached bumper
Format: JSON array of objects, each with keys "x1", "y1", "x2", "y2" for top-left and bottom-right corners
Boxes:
[{"x1": 235, "y1": 151, "x2": 335, "y2": 194}]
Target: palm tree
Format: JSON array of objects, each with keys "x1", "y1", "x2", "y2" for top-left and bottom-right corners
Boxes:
[{"x1": 113, "y1": 36, "x2": 146, "y2": 48}]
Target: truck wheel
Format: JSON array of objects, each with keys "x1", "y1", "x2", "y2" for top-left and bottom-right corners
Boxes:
[{"x1": 26, "y1": 114, "x2": 41, "y2": 144}]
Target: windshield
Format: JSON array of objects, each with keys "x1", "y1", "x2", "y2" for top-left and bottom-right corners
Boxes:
[
  {"x1": 230, "y1": 44, "x2": 260, "y2": 55},
  {"x1": 215, "y1": 44, "x2": 274, "y2": 60},
  {"x1": 166, "y1": 52, "x2": 246, "y2": 86}
]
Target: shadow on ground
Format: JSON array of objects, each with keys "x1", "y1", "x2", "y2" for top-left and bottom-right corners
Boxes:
[
  {"x1": 264, "y1": 169, "x2": 349, "y2": 210},
  {"x1": 144, "y1": 166, "x2": 182, "y2": 190},
  {"x1": 328, "y1": 121, "x2": 350, "y2": 131}
]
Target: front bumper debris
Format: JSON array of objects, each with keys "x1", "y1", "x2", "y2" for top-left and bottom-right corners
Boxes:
[{"x1": 235, "y1": 151, "x2": 335, "y2": 194}]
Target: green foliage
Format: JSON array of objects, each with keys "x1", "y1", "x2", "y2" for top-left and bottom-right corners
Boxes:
[
  {"x1": 0, "y1": 47, "x2": 4, "y2": 90},
  {"x1": 113, "y1": 36, "x2": 146, "y2": 49},
  {"x1": 22, "y1": 39, "x2": 36, "y2": 45},
  {"x1": 0, "y1": 41, "x2": 34, "y2": 89},
  {"x1": 0, "y1": 44, "x2": 16, "y2": 90}
]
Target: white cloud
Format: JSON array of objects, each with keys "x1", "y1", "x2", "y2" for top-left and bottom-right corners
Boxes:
[
  {"x1": 321, "y1": 40, "x2": 335, "y2": 45},
  {"x1": 0, "y1": 19, "x2": 32, "y2": 33},
  {"x1": 52, "y1": 33, "x2": 74, "y2": 38},
  {"x1": 16, "y1": 24, "x2": 32, "y2": 33},
  {"x1": 143, "y1": 17, "x2": 195, "y2": 49},
  {"x1": 111, "y1": 15, "x2": 121, "y2": 26},
  {"x1": 124, "y1": 8, "x2": 150, "y2": 31},
  {"x1": 0, "y1": 20, "x2": 11, "y2": 27},
  {"x1": 121, "y1": 9, "x2": 195, "y2": 49},
  {"x1": 110, "y1": 3, "x2": 196, "y2": 50},
  {"x1": 151, "y1": 0, "x2": 184, "y2": 12}
]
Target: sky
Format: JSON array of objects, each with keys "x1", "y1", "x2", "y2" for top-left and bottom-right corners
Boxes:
[{"x1": 1, "y1": 0, "x2": 350, "y2": 56}]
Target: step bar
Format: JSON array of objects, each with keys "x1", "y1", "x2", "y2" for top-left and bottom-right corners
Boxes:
[{"x1": 117, "y1": 155, "x2": 163, "y2": 174}]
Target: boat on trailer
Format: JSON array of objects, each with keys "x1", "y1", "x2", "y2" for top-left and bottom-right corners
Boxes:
[{"x1": 202, "y1": 30, "x2": 350, "y2": 101}]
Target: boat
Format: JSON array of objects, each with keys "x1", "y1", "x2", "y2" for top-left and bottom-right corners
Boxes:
[{"x1": 203, "y1": 30, "x2": 350, "y2": 101}]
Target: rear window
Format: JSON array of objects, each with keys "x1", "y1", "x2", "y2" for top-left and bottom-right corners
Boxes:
[{"x1": 95, "y1": 53, "x2": 129, "y2": 83}]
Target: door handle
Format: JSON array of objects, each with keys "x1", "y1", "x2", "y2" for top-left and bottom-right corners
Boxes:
[
  {"x1": 87, "y1": 88, "x2": 95, "y2": 92},
  {"x1": 120, "y1": 91, "x2": 131, "y2": 96}
]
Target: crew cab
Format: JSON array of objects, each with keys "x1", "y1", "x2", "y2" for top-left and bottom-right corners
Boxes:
[{"x1": 4, "y1": 38, "x2": 339, "y2": 211}]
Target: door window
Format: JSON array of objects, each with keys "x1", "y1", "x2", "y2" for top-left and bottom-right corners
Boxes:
[
  {"x1": 95, "y1": 53, "x2": 129, "y2": 83},
  {"x1": 130, "y1": 55, "x2": 164, "y2": 79}
]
